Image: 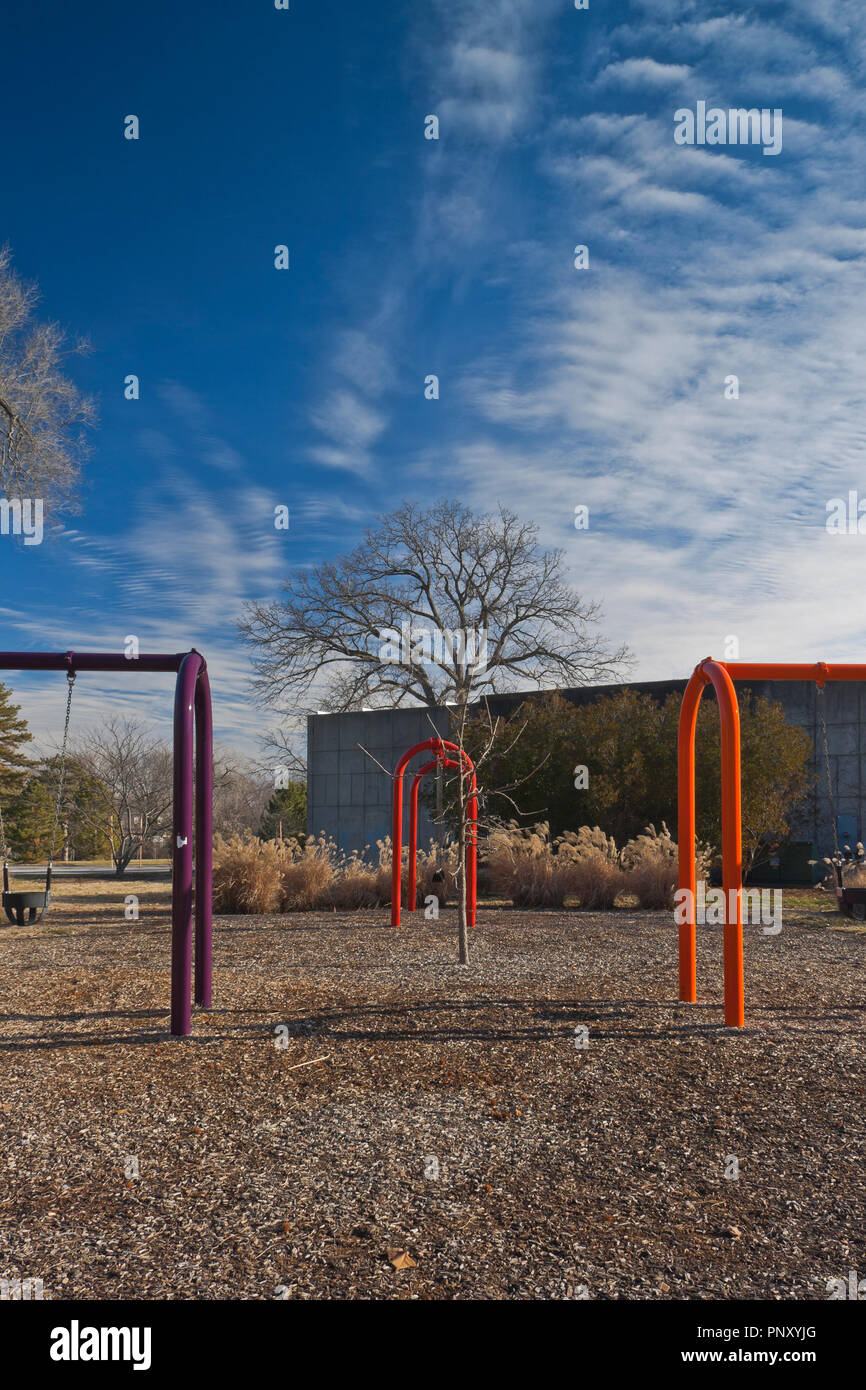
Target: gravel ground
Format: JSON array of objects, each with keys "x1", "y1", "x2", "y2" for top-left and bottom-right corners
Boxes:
[{"x1": 0, "y1": 885, "x2": 863, "y2": 1300}]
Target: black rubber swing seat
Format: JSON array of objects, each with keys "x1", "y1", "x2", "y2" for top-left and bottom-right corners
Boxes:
[{"x1": 2, "y1": 890, "x2": 50, "y2": 926}]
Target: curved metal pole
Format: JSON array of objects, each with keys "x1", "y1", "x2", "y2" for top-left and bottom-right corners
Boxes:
[
  {"x1": 467, "y1": 769, "x2": 477, "y2": 928},
  {"x1": 171, "y1": 653, "x2": 202, "y2": 1036},
  {"x1": 677, "y1": 667, "x2": 709, "y2": 1003},
  {"x1": 393, "y1": 738, "x2": 454, "y2": 926},
  {"x1": 677, "y1": 659, "x2": 744, "y2": 1027},
  {"x1": 409, "y1": 758, "x2": 437, "y2": 912},
  {"x1": 408, "y1": 757, "x2": 459, "y2": 910},
  {"x1": 0, "y1": 648, "x2": 212, "y2": 1037},
  {"x1": 391, "y1": 737, "x2": 476, "y2": 927},
  {"x1": 194, "y1": 664, "x2": 213, "y2": 1010},
  {"x1": 703, "y1": 661, "x2": 744, "y2": 1027}
]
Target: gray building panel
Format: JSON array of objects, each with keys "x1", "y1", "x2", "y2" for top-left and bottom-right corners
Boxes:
[
  {"x1": 340, "y1": 748, "x2": 368, "y2": 775},
  {"x1": 837, "y1": 760, "x2": 860, "y2": 799},
  {"x1": 315, "y1": 751, "x2": 340, "y2": 776},
  {"x1": 307, "y1": 705, "x2": 451, "y2": 854},
  {"x1": 316, "y1": 718, "x2": 340, "y2": 751},
  {"x1": 364, "y1": 771, "x2": 385, "y2": 803},
  {"x1": 827, "y1": 724, "x2": 858, "y2": 756}
]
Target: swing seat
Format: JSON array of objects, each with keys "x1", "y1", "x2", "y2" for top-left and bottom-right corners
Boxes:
[{"x1": 2, "y1": 890, "x2": 50, "y2": 926}]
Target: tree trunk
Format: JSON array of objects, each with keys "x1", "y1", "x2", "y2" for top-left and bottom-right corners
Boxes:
[
  {"x1": 457, "y1": 769, "x2": 469, "y2": 965},
  {"x1": 436, "y1": 763, "x2": 443, "y2": 868},
  {"x1": 114, "y1": 846, "x2": 133, "y2": 876}
]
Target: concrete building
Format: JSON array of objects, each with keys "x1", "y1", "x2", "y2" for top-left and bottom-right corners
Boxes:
[
  {"x1": 306, "y1": 676, "x2": 866, "y2": 878},
  {"x1": 306, "y1": 704, "x2": 450, "y2": 857}
]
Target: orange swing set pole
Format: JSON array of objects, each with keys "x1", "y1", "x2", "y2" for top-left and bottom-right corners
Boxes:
[{"x1": 678, "y1": 657, "x2": 859, "y2": 1027}]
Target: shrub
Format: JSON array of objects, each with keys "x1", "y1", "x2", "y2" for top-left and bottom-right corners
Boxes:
[
  {"x1": 277, "y1": 833, "x2": 341, "y2": 910},
  {"x1": 461, "y1": 686, "x2": 812, "y2": 870},
  {"x1": 214, "y1": 831, "x2": 458, "y2": 913},
  {"x1": 414, "y1": 840, "x2": 457, "y2": 910},
  {"x1": 484, "y1": 821, "x2": 585, "y2": 908},
  {"x1": 216, "y1": 822, "x2": 706, "y2": 915},
  {"x1": 620, "y1": 821, "x2": 677, "y2": 909},
  {"x1": 557, "y1": 826, "x2": 626, "y2": 909},
  {"x1": 212, "y1": 833, "x2": 285, "y2": 913},
  {"x1": 620, "y1": 821, "x2": 713, "y2": 909},
  {"x1": 482, "y1": 820, "x2": 707, "y2": 910},
  {"x1": 813, "y1": 844, "x2": 866, "y2": 895}
]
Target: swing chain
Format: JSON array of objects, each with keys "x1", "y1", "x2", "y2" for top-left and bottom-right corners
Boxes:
[
  {"x1": 47, "y1": 671, "x2": 76, "y2": 868},
  {"x1": 816, "y1": 682, "x2": 840, "y2": 860}
]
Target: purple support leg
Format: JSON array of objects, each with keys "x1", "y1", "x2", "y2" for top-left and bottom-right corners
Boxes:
[
  {"x1": 194, "y1": 665, "x2": 213, "y2": 1009},
  {"x1": 171, "y1": 654, "x2": 201, "y2": 1036}
]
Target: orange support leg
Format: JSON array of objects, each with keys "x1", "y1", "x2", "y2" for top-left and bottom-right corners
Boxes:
[{"x1": 678, "y1": 658, "x2": 744, "y2": 1027}]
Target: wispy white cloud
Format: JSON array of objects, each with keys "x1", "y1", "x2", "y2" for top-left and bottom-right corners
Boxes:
[
  {"x1": 596, "y1": 57, "x2": 693, "y2": 88},
  {"x1": 309, "y1": 389, "x2": 387, "y2": 477},
  {"x1": 394, "y1": 0, "x2": 866, "y2": 678}
]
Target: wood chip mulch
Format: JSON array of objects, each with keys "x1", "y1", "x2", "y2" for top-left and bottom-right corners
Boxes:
[{"x1": 0, "y1": 885, "x2": 863, "y2": 1300}]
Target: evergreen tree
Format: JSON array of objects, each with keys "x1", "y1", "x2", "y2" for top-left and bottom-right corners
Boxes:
[
  {"x1": 259, "y1": 782, "x2": 306, "y2": 840},
  {"x1": 0, "y1": 681, "x2": 33, "y2": 853},
  {"x1": 6, "y1": 778, "x2": 54, "y2": 860},
  {"x1": 38, "y1": 757, "x2": 112, "y2": 860}
]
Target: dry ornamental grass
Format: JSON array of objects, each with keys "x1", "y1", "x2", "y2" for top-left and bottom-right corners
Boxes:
[{"x1": 212, "y1": 833, "x2": 457, "y2": 914}]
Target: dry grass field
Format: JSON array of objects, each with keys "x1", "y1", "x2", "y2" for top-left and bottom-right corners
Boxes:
[{"x1": 0, "y1": 882, "x2": 864, "y2": 1300}]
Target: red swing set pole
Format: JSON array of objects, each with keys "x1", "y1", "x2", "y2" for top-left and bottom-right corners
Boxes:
[
  {"x1": 391, "y1": 738, "x2": 476, "y2": 928},
  {"x1": 408, "y1": 756, "x2": 461, "y2": 911}
]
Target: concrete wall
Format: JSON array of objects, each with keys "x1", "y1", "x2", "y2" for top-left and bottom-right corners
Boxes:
[
  {"x1": 744, "y1": 679, "x2": 865, "y2": 854},
  {"x1": 306, "y1": 679, "x2": 866, "y2": 863},
  {"x1": 306, "y1": 705, "x2": 450, "y2": 854}
]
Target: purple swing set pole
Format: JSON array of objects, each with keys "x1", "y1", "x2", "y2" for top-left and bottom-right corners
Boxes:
[
  {"x1": 0, "y1": 649, "x2": 213, "y2": 1038},
  {"x1": 194, "y1": 665, "x2": 213, "y2": 1012},
  {"x1": 171, "y1": 653, "x2": 198, "y2": 1037}
]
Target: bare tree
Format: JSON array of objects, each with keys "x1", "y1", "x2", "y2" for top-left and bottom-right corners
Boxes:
[
  {"x1": 241, "y1": 500, "x2": 629, "y2": 716},
  {"x1": 69, "y1": 720, "x2": 173, "y2": 875},
  {"x1": 0, "y1": 245, "x2": 95, "y2": 507},
  {"x1": 212, "y1": 749, "x2": 272, "y2": 838}
]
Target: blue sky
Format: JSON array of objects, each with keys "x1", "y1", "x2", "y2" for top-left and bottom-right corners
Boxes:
[{"x1": 2, "y1": 0, "x2": 865, "y2": 752}]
